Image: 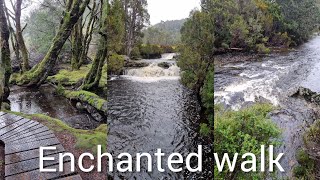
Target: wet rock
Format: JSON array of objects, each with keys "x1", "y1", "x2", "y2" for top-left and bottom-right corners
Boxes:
[
  {"x1": 157, "y1": 62, "x2": 171, "y2": 69},
  {"x1": 292, "y1": 87, "x2": 320, "y2": 105},
  {"x1": 124, "y1": 61, "x2": 149, "y2": 68},
  {"x1": 76, "y1": 102, "x2": 85, "y2": 111},
  {"x1": 83, "y1": 103, "x2": 104, "y2": 122}
]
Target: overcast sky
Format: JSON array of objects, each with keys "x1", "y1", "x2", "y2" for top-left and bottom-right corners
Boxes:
[{"x1": 147, "y1": 0, "x2": 201, "y2": 25}]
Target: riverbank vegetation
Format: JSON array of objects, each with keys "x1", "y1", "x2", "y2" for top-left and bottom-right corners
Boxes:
[
  {"x1": 179, "y1": 0, "x2": 320, "y2": 179},
  {"x1": 214, "y1": 104, "x2": 280, "y2": 179}
]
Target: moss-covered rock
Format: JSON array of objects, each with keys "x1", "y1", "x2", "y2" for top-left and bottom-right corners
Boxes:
[{"x1": 57, "y1": 88, "x2": 107, "y2": 122}]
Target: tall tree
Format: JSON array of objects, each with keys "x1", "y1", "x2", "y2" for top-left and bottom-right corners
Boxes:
[
  {"x1": 17, "y1": 0, "x2": 90, "y2": 87},
  {"x1": 15, "y1": 0, "x2": 30, "y2": 72},
  {"x1": 123, "y1": 0, "x2": 149, "y2": 57},
  {"x1": 107, "y1": 0, "x2": 125, "y2": 54},
  {"x1": 0, "y1": 0, "x2": 11, "y2": 108},
  {"x1": 82, "y1": 0, "x2": 108, "y2": 90},
  {"x1": 71, "y1": 0, "x2": 99, "y2": 70}
]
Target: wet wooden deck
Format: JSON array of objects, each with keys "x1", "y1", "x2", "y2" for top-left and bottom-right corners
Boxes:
[{"x1": 0, "y1": 112, "x2": 82, "y2": 180}]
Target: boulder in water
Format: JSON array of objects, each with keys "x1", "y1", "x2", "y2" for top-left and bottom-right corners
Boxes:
[
  {"x1": 292, "y1": 87, "x2": 320, "y2": 105},
  {"x1": 124, "y1": 61, "x2": 149, "y2": 68},
  {"x1": 158, "y1": 62, "x2": 171, "y2": 69}
]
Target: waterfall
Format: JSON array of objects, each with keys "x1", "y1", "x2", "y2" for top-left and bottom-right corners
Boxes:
[
  {"x1": 126, "y1": 63, "x2": 180, "y2": 77},
  {"x1": 161, "y1": 53, "x2": 176, "y2": 60}
]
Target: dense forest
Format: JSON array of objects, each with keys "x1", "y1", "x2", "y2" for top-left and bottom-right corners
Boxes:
[{"x1": 143, "y1": 19, "x2": 186, "y2": 46}]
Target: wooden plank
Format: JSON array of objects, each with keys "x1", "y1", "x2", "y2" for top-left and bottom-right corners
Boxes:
[
  {"x1": 5, "y1": 162, "x2": 77, "y2": 180},
  {"x1": 0, "y1": 113, "x2": 82, "y2": 180},
  {"x1": 6, "y1": 130, "x2": 55, "y2": 144},
  {"x1": 0, "y1": 115, "x2": 24, "y2": 129},
  {"x1": 5, "y1": 169, "x2": 46, "y2": 180},
  {"x1": 1, "y1": 121, "x2": 39, "y2": 139},
  {"x1": 2, "y1": 123, "x2": 47, "y2": 141},
  {"x1": 57, "y1": 174, "x2": 82, "y2": 180},
  {"x1": 5, "y1": 153, "x2": 71, "y2": 176},
  {"x1": 5, "y1": 145, "x2": 65, "y2": 165},
  {"x1": 0, "y1": 118, "x2": 31, "y2": 136},
  {"x1": 6, "y1": 138, "x2": 60, "y2": 154},
  {"x1": 4, "y1": 126, "x2": 50, "y2": 143},
  {"x1": 10, "y1": 133, "x2": 56, "y2": 145}
]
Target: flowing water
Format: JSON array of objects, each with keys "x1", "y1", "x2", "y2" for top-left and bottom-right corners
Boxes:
[
  {"x1": 215, "y1": 36, "x2": 320, "y2": 177},
  {"x1": 107, "y1": 53, "x2": 213, "y2": 179}
]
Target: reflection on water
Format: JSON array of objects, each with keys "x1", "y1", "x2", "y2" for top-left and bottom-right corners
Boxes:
[
  {"x1": 107, "y1": 77, "x2": 213, "y2": 179},
  {"x1": 9, "y1": 85, "x2": 101, "y2": 130}
]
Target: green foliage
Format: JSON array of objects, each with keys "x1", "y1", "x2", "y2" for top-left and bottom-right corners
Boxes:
[
  {"x1": 143, "y1": 19, "x2": 186, "y2": 46},
  {"x1": 25, "y1": 2, "x2": 64, "y2": 54},
  {"x1": 300, "y1": 118, "x2": 320, "y2": 179},
  {"x1": 178, "y1": 46, "x2": 206, "y2": 90},
  {"x1": 293, "y1": 150, "x2": 315, "y2": 179},
  {"x1": 139, "y1": 44, "x2": 163, "y2": 59},
  {"x1": 200, "y1": 123, "x2": 211, "y2": 136},
  {"x1": 130, "y1": 46, "x2": 141, "y2": 60},
  {"x1": 63, "y1": 90, "x2": 107, "y2": 111},
  {"x1": 276, "y1": 0, "x2": 320, "y2": 45},
  {"x1": 107, "y1": 0, "x2": 125, "y2": 53},
  {"x1": 107, "y1": 53, "x2": 124, "y2": 75},
  {"x1": 256, "y1": 43, "x2": 271, "y2": 54},
  {"x1": 201, "y1": 66, "x2": 214, "y2": 129},
  {"x1": 182, "y1": 0, "x2": 319, "y2": 55},
  {"x1": 214, "y1": 104, "x2": 280, "y2": 179},
  {"x1": 48, "y1": 65, "x2": 91, "y2": 86}
]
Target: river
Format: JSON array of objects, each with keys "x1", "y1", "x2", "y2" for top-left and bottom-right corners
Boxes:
[
  {"x1": 106, "y1": 53, "x2": 213, "y2": 179},
  {"x1": 215, "y1": 36, "x2": 320, "y2": 178}
]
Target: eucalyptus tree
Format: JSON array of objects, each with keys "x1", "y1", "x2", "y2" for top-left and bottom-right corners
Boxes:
[{"x1": 123, "y1": 0, "x2": 149, "y2": 57}]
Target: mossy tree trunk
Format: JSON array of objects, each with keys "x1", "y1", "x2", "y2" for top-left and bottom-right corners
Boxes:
[
  {"x1": 17, "y1": 0, "x2": 90, "y2": 87},
  {"x1": 15, "y1": 0, "x2": 30, "y2": 72},
  {"x1": 3, "y1": 1, "x2": 19, "y2": 70},
  {"x1": 0, "y1": 0, "x2": 11, "y2": 108},
  {"x1": 82, "y1": 0, "x2": 108, "y2": 90},
  {"x1": 71, "y1": 1, "x2": 98, "y2": 70},
  {"x1": 71, "y1": 17, "x2": 83, "y2": 70}
]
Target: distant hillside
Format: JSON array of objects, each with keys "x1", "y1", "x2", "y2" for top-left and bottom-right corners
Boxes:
[{"x1": 143, "y1": 19, "x2": 187, "y2": 46}]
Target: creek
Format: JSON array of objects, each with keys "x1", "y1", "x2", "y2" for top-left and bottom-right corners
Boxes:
[{"x1": 106, "y1": 53, "x2": 213, "y2": 179}]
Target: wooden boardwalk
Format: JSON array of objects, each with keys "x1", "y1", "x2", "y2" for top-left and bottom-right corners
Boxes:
[{"x1": 0, "y1": 112, "x2": 82, "y2": 180}]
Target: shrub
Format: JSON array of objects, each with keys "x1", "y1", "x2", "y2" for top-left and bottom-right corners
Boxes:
[
  {"x1": 256, "y1": 43, "x2": 271, "y2": 54},
  {"x1": 140, "y1": 44, "x2": 163, "y2": 59},
  {"x1": 107, "y1": 53, "x2": 125, "y2": 75},
  {"x1": 160, "y1": 45, "x2": 175, "y2": 53},
  {"x1": 214, "y1": 104, "x2": 280, "y2": 179},
  {"x1": 130, "y1": 46, "x2": 141, "y2": 60}
]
